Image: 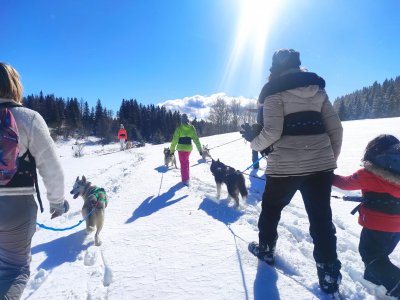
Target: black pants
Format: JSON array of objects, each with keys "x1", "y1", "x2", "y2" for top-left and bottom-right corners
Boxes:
[
  {"x1": 258, "y1": 171, "x2": 338, "y2": 263},
  {"x1": 359, "y1": 228, "x2": 400, "y2": 296}
]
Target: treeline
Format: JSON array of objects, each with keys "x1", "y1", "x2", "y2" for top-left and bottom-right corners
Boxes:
[
  {"x1": 22, "y1": 92, "x2": 257, "y2": 144},
  {"x1": 117, "y1": 98, "x2": 216, "y2": 144},
  {"x1": 24, "y1": 92, "x2": 116, "y2": 142},
  {"x1": 333, "y1": 76, "x2": 400, "y2": 120}
]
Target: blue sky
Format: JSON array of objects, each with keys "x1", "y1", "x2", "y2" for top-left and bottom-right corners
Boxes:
[{"x1": 2, "y1": 0, "x2": 400, "y2": 114}]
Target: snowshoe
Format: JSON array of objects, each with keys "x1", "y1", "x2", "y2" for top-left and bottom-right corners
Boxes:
[
  {"x1": 248, "y1": 241, "x2": 275, "y2": 265},
  {"x1": 316, "y1": 260, "x2": 342, "y2": 295}
]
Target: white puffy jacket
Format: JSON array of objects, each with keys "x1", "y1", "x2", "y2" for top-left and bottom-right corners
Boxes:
[
  {"x1": 250, "y1": 85, "x2": 343, "y2": 176},
  {"x1": 0, "y1": 98, "x2": 65, "y2": 206}
]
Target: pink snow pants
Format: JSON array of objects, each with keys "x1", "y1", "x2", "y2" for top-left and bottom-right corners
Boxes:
[{"x1": 178, "y1": 151, "x2": 191, "y2": 182}]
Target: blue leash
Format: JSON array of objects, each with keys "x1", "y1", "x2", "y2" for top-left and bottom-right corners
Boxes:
[
  {"x1": 36, "y1": 207, "x2": 97, "y2": 231},
  {"x1": 241, "y1": 155, "x2": 266, "y2": 173}
]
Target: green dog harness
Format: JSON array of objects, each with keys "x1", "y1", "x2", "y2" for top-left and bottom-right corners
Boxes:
[{"x1": 93, "y1": 187, "x2": 108, "y2": 205}]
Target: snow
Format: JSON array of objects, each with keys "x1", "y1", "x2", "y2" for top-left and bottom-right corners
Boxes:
[{"x1": 21, "y1": 117, "x2": 400, "y2": 300}]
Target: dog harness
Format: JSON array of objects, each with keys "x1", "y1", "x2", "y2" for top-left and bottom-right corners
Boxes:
[{"x1": 93, "y1": 187, "x2": 108, "y2": 205}]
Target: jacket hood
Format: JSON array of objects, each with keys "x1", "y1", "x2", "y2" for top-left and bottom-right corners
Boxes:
[
  {"x1": 286, "y1": 85, "x2": 321, "y2": 98},
  {"x1": 258, "y1": 72, "x2": 325, "y2": 103},
  {"x1": 364, "y1": 161, "x2": 400, "y2": 186}
]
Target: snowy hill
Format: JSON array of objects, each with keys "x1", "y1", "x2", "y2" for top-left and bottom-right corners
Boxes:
[{"x1": 22, "y1": 117, "x2": 400, "y2": 300}]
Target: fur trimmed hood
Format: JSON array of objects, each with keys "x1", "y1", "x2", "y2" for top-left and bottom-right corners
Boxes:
[
  {"x1": 258, "y1": 71, "x2": 326, "y2": 104},
  {"x1": 364, "y1": 161, "x2": 400, "y2": 186}
]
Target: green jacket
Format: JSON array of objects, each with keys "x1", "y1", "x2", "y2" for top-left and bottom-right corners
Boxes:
[{"x1": 170, "y1": 123, "x2": 202, "y2": 153}]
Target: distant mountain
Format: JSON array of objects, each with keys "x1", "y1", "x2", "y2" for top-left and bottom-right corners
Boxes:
[
  {"x1": 333, "y1": 76, "x2": 400, "y2": 120},
  {"x1": 157, "y1": 92, "x2": 257, "y2": 120}
]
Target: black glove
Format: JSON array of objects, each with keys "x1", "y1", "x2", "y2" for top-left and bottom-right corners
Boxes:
[
  {"x1": 199, "y1": 151, "x2": 203, "y2": 156},
  {"x1": 240, "y1": 123, "x2": 263, "y2": 142}
]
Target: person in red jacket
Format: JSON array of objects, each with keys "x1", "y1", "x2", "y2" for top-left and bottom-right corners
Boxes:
[
  {"x1": 333, "y1": 134, "x2": 400, "y2": 298},
  {"x1": 117, "y1": 124, "x2": 127, "y2": 150}
]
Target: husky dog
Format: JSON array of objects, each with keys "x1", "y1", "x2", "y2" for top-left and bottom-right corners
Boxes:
[
  {"x1": 210, "y1": 159, "x2": 248, "y2": 208},
  {"x1": 126, "y1": 141, "x2": 133, "y2": 149},
  {"x1": 164, "y1": 148, "x2": 177, "y2": 168},
  {"x1": 201, "y1": 144, "x2": 212, "y2": 161},
  {"x1": 70, "y1": 176, "x2": 108, "y2": 246}
]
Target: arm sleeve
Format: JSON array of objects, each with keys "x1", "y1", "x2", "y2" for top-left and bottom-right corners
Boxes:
[
  {"x1": 250, "y1": 93, "x2": 284, "y2": 152},
  {"x1": 332, "y1": 172, "x2": 362, "y2": 190},
  {"x1": 191, "y1": 127, "x2": 202, "y2": 152},
  {"x1": 28, "y1": 112, "x2": 65, "y2": 205},
  {"x1": 321, "y1": 96, "x2": 343, "y2": 160},
  {"x1": 170, "y1": 127, "x2": 180, "y2": 152}
]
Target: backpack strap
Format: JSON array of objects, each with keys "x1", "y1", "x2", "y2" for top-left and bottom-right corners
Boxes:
[{"x1": 21, "y1": 150, "x2": 44, "y2": 213}]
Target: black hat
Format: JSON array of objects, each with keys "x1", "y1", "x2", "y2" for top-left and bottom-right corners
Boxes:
[
  {"x1": 181, "y1": 114, "x2": 189, "y2": 124},
  {"x1": 269, "y1": 49, "x2": 301, "y2": 77},
  {"x1": 363, "y1": 134, "x2": 400, "y2": 174}
]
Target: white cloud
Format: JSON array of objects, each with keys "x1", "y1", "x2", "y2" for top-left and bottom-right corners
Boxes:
[{"x1": 157, "y1": 92, "x2": 257, "y2": 120}]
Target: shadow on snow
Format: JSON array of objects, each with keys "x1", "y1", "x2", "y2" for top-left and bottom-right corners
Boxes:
[
  {"x1": 154, "y1": 165, "x2": 170, "y2": 173},
  {"x1": 253, "y1": 261, "x2": 280, "y2": 300},
  {"x1": 125, "y1": 183, "x2": 187, "y2": 223},
  {"x1": 198, "y1": 197, "x2": 244, "y2": 225},
  {"x1": 31, "y1": 230, "x2": 91, "y2": 270}
]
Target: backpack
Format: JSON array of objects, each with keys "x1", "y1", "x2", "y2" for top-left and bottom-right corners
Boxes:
[
  {"x1": 0, "y1": 106, "x2": 20, "y2": 185},
  {"x1": 0, "y1": 103, "x2": 44, "y2": 212}
]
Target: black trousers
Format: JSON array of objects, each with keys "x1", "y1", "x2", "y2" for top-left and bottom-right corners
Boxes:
[
  {"x1": 258, "y1": 171, "x2": 338, "y2": 263},
  {"x1": 359, "y1": 228, "x2": 400, "y2": 295}
]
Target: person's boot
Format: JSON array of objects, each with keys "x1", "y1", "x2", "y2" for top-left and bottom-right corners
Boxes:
[
  {"x1": 316, "y1": 259, "x2": 342, "y2": 294},
  {"x1": 248, "y1": 241, "x2": 276, "y2": 265},
  {"x1": 364, "y1": 258, "x2": 400, "y2": 298}
]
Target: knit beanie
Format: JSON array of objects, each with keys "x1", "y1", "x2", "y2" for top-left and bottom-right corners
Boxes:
[
  {"x1": 363, "y1": 134, "x2": 400, "y2": 175},
  {"x1": 269, "y1": 49, "x2": 301, "y2": 77},
  {"x1": 181, "y1": 114, "x2": 189, "y2": 124}
]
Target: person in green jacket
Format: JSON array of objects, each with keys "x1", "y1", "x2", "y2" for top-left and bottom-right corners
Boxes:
[{"x1": 170, "y1": 114, "x2": 202, "y2": 186}]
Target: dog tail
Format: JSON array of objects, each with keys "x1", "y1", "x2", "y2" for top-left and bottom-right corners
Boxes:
[{"x1": 238, "y1": 174, "x2": 248, "y2": 198}]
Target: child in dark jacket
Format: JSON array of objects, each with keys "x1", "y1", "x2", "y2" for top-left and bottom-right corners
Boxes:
[{"x1": 333, "y1": 134, "x2": 400, "y2": 298}]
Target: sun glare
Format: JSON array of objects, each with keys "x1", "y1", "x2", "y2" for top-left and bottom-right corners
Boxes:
[{"x1": 221, "y1": 0, "x2": 285, "y2": 94}]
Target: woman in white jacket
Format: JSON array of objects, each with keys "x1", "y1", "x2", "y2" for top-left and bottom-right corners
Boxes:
[{"x1": 0, "y1": 62, "x2": 69, "y2": 299}]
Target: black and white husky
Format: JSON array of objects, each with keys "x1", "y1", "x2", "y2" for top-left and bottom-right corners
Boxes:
[
  {"x1": 210, "y1": 159, "x2": 248, "y2": 208},
  {"x1": 163, "y1": 148, "x2": 177, "y2": 168},
  {"x1": 70, "y1": 176, "x2": 108, "y2": 246}
]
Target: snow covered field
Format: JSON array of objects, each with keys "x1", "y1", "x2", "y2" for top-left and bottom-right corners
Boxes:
[{"x1": 22, "y1": 117, "x2": 400, "y2": 300}]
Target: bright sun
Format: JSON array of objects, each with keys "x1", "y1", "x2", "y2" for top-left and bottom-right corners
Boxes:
[{"x1": 221, "y1": 0, "x2": 285, "y2": 93}]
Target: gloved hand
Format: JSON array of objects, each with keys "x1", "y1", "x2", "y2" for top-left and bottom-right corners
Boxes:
[
  {"x1": 240, "y1": 123, "x2": 263, "y2": 142},
  {"x1": 199, "y1": 151, "x2": 203, "y2": 157},
  {"x1": 50, "y1": 200, "x2": 70, "y2": 219}
]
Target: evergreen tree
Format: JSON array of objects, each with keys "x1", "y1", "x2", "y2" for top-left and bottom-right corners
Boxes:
[{"x1": 333, "y1": 76, "x2": 400, "y2": 120}]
